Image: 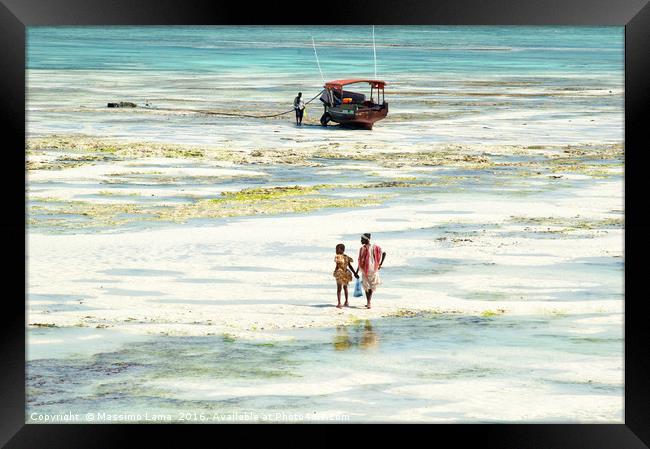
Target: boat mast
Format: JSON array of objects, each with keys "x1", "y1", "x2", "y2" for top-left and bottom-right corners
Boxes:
[
  {"x1": 372, "y1": 25, "x2": 377, "y2": 80},
  {"x1": 311, "y1": 37, "x2": 326, "y2": 84}
]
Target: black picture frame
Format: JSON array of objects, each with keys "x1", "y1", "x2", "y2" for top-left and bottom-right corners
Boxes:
[{"x1": 2, "y1": 0, "x2": 648, "y2": 446}]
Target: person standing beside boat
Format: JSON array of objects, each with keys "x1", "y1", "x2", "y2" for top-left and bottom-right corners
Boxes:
[
  {"x1": 358, "y1": 233, "x2": 386, "y2": 309},
  {"x1": 293, "y1": 92, "x2": 305, "y2": 126}
]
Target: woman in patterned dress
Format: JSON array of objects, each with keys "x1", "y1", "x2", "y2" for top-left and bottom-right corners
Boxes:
[
  {"x1": 358, "y1": 233, "x2": 386, "y2": 309},
  {"x1": 333, "y1": 243, "x2": 359, "y2": 308}
]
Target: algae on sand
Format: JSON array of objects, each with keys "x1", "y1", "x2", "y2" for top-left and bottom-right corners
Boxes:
[
  {"x1": 28, "y1": 186, "x2": 389, "y2": 231},
  {"x1": 480, "y1": 309, "x2": 506, "y2": 318},
  {"x1": 162, "y1": 194, "x2": 386, "y2": 223},
  {"x1": 508, "y1": 215, "x2": 624, "y2": 232},
  {"x1": 218, "y1": 185, "x2": 322, "y2": 201}
]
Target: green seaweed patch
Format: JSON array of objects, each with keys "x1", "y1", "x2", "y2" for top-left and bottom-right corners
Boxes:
[
  {"x1": 27, "y1": 135, "x2": 227, "y2": 161},
  {"x1": 386, "y1": 309, "x2": 421, "y2": 318},
  {"x1": 222, "y1": 333, "x2": 237, "y2": 343},
  {"x1": 561, "y1": 144, "x2": 624, "y2": 160},
  {"x1": 55, "y1": 154, "x2": 117, "y2": 162},
  {"x1": 350, "y1": 180, "x2": 433, "y2": 189},
  {"x1": 101, "y1": 174, "x2": 256, "y2": 186},
  {"x1": 28, "y1": 199, "x2": 149, "y2": 229},
  {"x1": 548, "y1": 163, "x2": 621, "y2": 178},
  {"x1": 487, "y1": 145, "x2": 623, "y2": 178},
  {"x1": 312, "y1": 148, "x2": 492, "y2": 169},
  {"x1": 387, "y1": 309, "x2": 466, "y2": 319},
  {"x1": 163, "y1": 148, "x2": 204, "y2": 158},
  {"x1": 26, "y1": 160, "x2": 75, "y2": 171},
  {"x1": 480, "y1": 309, "x2": 506, "y2": 318},
  {"x1": 96, "y1": 146, "x2": 118, "y2": 153},
  {"x1": 573, "y1": 217, "x2": 624, "y2": 229},
  {"x1": 159, "y1": 192, "x2": 387, "y2": 223},
  {"x1": 29, "y1": 196, "x2": 69, "y2": 203},
  {"x1": 25, "y1": 161, "x2": 83, "y2": 171},
  {"x1": 250, "y1": 149, "x2": 323, "y2": 167},
  {"x1": 509, "y1": 215, "x2": 624, "y2": 231},
  {"x1": 383, "y1": 152, "x2": 491, "y2": 169},
  {"x1": 27, "y1": 135, "x2": 327, "y2": 167},
  {"x1": 27, "y1": 188, "x2": 389, "y2": 230},
  {"x1": 26, "y1": 153, "x2": 116, "y2": 171},
  {"x1": 218, "y1": 185, "x2": 322, "y2": 201}
]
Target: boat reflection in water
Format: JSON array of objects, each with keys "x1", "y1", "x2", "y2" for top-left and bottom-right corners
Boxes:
[{"x1": 333, "y1": 320, "x2": 379, "y2": 351}]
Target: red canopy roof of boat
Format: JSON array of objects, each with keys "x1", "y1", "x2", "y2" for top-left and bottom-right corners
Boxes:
[{"x1": 324, "y1": 79, "x2": 386, "y2": 89}]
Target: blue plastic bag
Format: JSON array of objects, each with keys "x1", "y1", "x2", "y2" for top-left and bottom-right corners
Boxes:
[{"x1": 353, "y1": 277, "x2": 363, "y2": 297}]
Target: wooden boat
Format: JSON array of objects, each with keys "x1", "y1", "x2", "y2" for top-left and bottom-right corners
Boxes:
[{"x1": 319, "y1": 79, "x2": 388, "y2": 130}]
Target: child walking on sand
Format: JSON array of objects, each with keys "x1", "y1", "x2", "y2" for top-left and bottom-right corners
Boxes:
[{"x1": 333, "y1": 243, "x2": 359, "y2": 308}]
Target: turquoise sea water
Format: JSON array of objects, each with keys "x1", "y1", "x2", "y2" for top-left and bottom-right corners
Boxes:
[
  {"x1": 27, "y1": 26, "x2": 624, "y2": 145},
  {"x1": 28, "y1": 26, "x2": 623, "y2": 75}
]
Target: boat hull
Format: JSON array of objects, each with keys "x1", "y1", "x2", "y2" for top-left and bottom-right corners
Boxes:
[{"x1": 327, "y1": 104, "x2": 388, "y2": 130}]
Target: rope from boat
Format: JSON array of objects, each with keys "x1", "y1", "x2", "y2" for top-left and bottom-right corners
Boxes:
[{"x1": 143, "y1": 90, "x2": 325, "y2": 119}]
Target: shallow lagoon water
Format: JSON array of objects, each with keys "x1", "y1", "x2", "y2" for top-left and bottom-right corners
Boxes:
[
  {"x1": 27, "y1": 26, "x2": 624, "y2": 146},
  {"x1": 27, "y1": 311, "x2": 622, "y2": 423}
]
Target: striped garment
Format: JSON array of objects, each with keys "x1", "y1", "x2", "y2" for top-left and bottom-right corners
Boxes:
[{"x1": 358, "y1": 243, "x2": 382, "y2": 276}]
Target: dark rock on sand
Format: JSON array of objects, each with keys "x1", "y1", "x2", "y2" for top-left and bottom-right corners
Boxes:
[{"x1": 107, "y1": 102, "x2": 137, "y2": 108}]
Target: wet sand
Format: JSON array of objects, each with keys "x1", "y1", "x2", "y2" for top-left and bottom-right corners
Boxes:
[{"x1": 27, "y1": 136, "x2": 623, "y2": 340}]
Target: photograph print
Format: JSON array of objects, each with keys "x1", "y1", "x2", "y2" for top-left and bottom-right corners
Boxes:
[{"x1": 26, "y1": 25, "x2": 624, "y2": 424}]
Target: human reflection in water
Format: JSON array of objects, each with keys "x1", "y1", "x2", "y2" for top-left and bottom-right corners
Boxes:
[
  {"x1": 333, "y1": 325, "x2": 353, "y2": 351},
  {"x1": 359, "y1": 320, "x2": 378, "y2": 349},
  {"x1": 333, "y1": 320, "x2": 379, "y2": 351}
]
